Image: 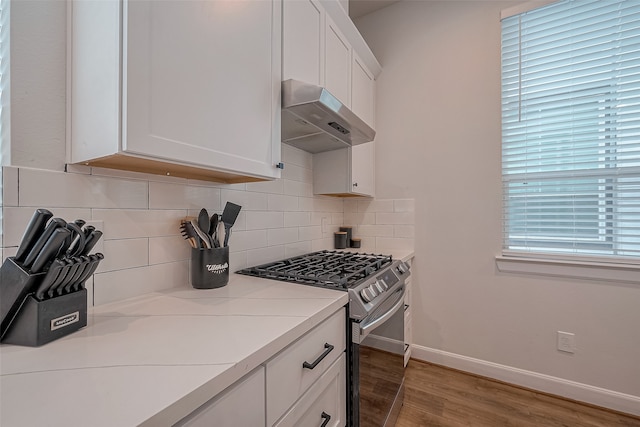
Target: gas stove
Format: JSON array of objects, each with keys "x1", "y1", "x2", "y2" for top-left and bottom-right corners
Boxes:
[{"x1": 237, "y1": 250, "x2": 409, "y2": 320}]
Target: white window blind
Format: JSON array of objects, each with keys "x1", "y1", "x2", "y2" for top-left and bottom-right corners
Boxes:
[{"x1": 501, "y1": 0, "x2": 640, "y2": 261}]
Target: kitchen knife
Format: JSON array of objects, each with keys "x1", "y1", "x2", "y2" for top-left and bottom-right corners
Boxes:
[
  {"x1": 22, "y1": 218, "x2": 67, "y2": 269},
  {"x1": 81, "y1": 229, "x2": 103, "y2": 255},
  {"x1": 62, "y1": 255, "x2": 90, "y2": 294},
  {"x1": 30, "y1": 227, "x2": 72, "y2": 274},
  {"x1": 46, "y1": 259, "x2": 74, "y2": 299},
  {"x1": 72, "y1": 253, "x2": 103, "y2": 292},
  {"x1": 54, "y1": 257, "x2": 83, "y2": 297},
  {"x1": 33, "y1": 258, "x2": 66, "y2": 300},
  {"x1": 221, "y1": 202, "x2": 242, "y2": 247},
  {"x1": 14, "y1": 208, "x2": 53, "y2": 262}
]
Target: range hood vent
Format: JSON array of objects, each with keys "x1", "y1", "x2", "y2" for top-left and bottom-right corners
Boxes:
[{"x1": 281, "y1": 79, "x2": 375, "y2": 153}]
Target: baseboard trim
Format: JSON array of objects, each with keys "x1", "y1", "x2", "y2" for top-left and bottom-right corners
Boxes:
[{"x1": 411, "y1": 344, "x2": 640, "y2": 417}]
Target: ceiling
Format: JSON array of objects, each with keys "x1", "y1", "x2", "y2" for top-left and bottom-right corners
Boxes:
[{"x1": 349, "y1": 0, "x2": 402, "y2": 19}]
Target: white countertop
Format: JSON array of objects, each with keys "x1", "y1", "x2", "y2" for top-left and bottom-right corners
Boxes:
[{"x1": 0, "y1": 273, "x2": 349, "y2": 427}]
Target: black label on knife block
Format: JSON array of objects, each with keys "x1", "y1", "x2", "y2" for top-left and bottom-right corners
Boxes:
[{"x1": 1, "y1": 290, "x2": 87, "y2": 347}]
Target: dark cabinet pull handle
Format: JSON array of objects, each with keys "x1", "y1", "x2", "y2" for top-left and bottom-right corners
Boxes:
[
  {"x1": 302, "y1": 343, "x2": 334, "y2": 370},
  {"x1": 320, "y1": 411, "x2": 331, "y2": 427}
]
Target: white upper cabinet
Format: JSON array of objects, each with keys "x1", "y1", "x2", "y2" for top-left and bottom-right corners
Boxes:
[
  {"x1": 282, "y1": 0, "x2": 324, "y2": 85},
  {"x1": 324, "y1": 14, "x2": 352, "y2": 107},
  {"x1": 313, "y1": 142, "x2": 375, "y2": 197},
  {"x1": 351, "y1": 52, "x2": 376, "y2": 128},
  {"x1": 70, "y1": 0, "x2": 282, "y2": 183}
]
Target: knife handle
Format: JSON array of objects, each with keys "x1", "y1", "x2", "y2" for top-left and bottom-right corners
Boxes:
[
  {"x1": 30, "y1": 227, "x2": 71, "y2": 274},
  {"x1": 34, "y1": 259, "x2": 66, "y2": 300},
  {"x1": 47, "y1": 260, "x2": 73, "y2": 299},
  {"x1": 73, "y1": 253, "x2": 103, "y2": 292},
  {"x1": 55, "y1": 257, "x2": 83, "y2": 297},
  {"x1": 14, "y1": 209, "x2": 53, "y2": 262},
  {"x1": 62, "y1": 256, "x2": 90, "y2": 295},
  {"x1": 82, "y1": 230, "x2": 103, "y2": 256},
  {"x1": 22, "y1": 218, "x2": 66, "y2": 268}
]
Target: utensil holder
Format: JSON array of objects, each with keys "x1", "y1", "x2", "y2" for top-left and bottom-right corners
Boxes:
[
  {"x1": 0, "y1": 257, "x2": 88, "y2": 346},
  {"x1": 191, "y1": 246, "x2": 229, "y2": 289}
]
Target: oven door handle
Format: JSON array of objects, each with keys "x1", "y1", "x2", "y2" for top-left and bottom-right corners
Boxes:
[{"x1": 359, "y1": 288, "x2": 405, "y2": 340}]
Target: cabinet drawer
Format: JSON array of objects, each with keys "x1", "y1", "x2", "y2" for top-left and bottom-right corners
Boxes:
[
  {"x1": 175, "y1": 366, "x2": 265, "y2": 427},
  {"x1": 274, "y1": 354, "x2": 346, "y2": 427},
  {"x1": 266, "y1": 308, "x2": 346, "y2": 426}
]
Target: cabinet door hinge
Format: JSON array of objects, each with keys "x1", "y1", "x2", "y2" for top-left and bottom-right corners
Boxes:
[{"x1": 276, "y1": 162, "x2": 285, "y2": 169}]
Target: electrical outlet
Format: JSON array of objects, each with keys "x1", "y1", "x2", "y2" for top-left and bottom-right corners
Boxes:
[
  {"x1": 321, "y1": 217, "x2": 330, "y2": 234},
  {"x1": 557, "y1": 331, "x2": 576, "y2": 353}
]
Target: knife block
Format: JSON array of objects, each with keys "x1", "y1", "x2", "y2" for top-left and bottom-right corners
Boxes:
[
  {"x1": 0, "y1": 257, "x2": 46, "y2": 338},
  {"x1": 0, "y1": 257, "x2": 88, "y2": 346}
]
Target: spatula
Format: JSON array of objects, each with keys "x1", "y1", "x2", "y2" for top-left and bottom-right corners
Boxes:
[{"x1": 221, "y1": 202, "x2": 242, "y2": 247}]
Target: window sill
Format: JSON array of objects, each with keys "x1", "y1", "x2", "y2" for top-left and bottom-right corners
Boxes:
[{"x1": 495, "y1": 255, "x2": 640, "y2": 284}]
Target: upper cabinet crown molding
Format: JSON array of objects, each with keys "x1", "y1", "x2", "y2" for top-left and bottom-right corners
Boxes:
[{"x1": 69, "y1": 0, "x2": 282, "y2": 183}]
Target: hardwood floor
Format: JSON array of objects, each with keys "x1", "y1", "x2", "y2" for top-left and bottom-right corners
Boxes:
[{"x1": 395, "y1": 359, "x2": 640, "y2": 427}]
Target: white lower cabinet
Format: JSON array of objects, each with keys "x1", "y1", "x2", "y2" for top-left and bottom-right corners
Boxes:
[
  {"x1": 175, "y1": 366, "x2": 265, "y2": 427},
  {"x1": 266, "y1": 308, "x2": 346, "y2": 426},
  {"x1": 274, "y1": 354, "x2": 346, "y2": 427}
]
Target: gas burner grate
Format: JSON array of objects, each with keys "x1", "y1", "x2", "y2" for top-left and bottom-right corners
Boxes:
[{"x1": 237, "y1": 250, "x2": 393, "y2": 289}]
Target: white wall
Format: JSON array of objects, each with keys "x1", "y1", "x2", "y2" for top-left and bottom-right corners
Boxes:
[{"x1": 355, "y1": 0, "x2": 640, "y2": 414}]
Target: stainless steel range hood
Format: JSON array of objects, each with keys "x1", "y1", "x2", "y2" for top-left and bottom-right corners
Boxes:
[{"x1": 281, "y1": 79, "x2": 375, "y2": 153}]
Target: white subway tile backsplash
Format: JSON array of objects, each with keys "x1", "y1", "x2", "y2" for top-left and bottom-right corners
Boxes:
[
  {"x1": 2, "y1": 163, "x2": 414, "y2": 306},
  {"x1": 245, "y1": 211, "x2": 284, "y2": 230},
  {"x1": 149, "y1": 182, "x2": 221, "y2": 211},
  {"x1": 93, "y1": 261, "x2": 188, "y2": 305},
  {"x1": 283, "y1": 144, "x2": 313, "y2": 169},
  {"x1": 19, "y1": 168, "x2": 149, "y2": 209},
  {"x1": 246, "y1": 245, "x2": 285, "y2": 266},
  {"x1": 3, "y1": 167, "x2": 18, "y2": 206},
  {"x1": 267, "y1": 194, "x2": 298, "y2": 212},
  {"x1": 98, "y1": 238, "x2": 149, "y2": 273},
  {"x1": 285, "y1": 241, "x2": 312, "y2": 258},
  {"x1": 299, "y1": 225, "x2": 322, "y2": 241},
  {"x1": 394, "y1": 225, "x2": 415, "y2": 238},
  {"x1": 149, "y1": 235, "x2": 190, "y2": 264},
  {"x1": 93, "y1": 209, "x2": 186, "y2": 240},
  {"x1": 284, "y1": 211, "x2": 311, "y2": 227},
  {"x1": 231, "y1": 229, "x2": 268, "y2": 251},
  {"x1": 357, "y1": 199, "x2": 394, "y2": 213},
  {"x1": 282, "y1": 163, "x2": 313, "y2": 183},
  {"x1": 246, "y1": 178, "x2": 284, "y2": 195},
  {"x1": 268, "y1": 227, "x2": 299, "y2": 246},
  {"x1": 344, "y1": 212, "x2": 375, "y2": 225},
  {"x1": 220, "y1": 189, "x2": 268, "y2": 211},
  {"x1": 355, "y1": 224, "x2": 394, "y2": 237},
  {"x1": 283, "y1": 180, "x2": 314, "y2": 197}
]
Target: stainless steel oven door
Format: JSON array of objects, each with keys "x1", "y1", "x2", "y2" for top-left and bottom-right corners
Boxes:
[{"x1": 351, "y1": 285, "x2": 405, "y2": 427}]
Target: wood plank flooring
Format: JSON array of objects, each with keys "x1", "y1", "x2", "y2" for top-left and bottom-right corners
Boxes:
[{"x1": 395, "y1": 359, "x2": 640, "y2": 427}]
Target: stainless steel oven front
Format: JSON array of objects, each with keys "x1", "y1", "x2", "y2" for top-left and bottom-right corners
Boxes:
[{"x1": 348, "y1": 263, "x2": 408, "y2": 427}]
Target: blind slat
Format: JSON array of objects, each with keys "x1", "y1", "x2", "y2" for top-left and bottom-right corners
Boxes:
[{"x1": 501, "y1": 0, "x2": 640, "y2": 260}]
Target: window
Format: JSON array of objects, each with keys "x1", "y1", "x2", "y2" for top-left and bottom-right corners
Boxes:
[{"x1": 501, "y1": 0, "x2": 640, "y2": 263}]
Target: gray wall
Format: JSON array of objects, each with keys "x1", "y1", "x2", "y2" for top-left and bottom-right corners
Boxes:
[{"x1": 356, "y1": 0, "x2": 640, "y2": 411}]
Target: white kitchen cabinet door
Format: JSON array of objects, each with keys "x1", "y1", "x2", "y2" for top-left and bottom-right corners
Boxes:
[
  {"x1": 312, "y1": 142, "x2": 374, "y2": 197},
  {"x1": 282, "y1": 0, "x2": 324, "y2": 85},
  {"x1": 176, "y1": 366, "x2": 265, "y2": 427},
  {"x1": 324, "y1": 14, "x2": 351, "y2": 107},
  {"x1": 71, "y1": 0, "x2": 282, "y2": 183},
  {"x1": 273, "y1": 354, "x2": 346, "y2": 427},
  {"x1": 351, "y1": 52, "x2": 376, "y2": 128}
]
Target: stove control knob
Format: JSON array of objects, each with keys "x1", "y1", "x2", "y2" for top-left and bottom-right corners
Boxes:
[
  {"x1": 397, "y1": 262, "x2": 408, "y2": 274},
  {"x1": 360, "y1": 288, "x2": 374, "y2": 303},
  {"x1": 374, "y1": 281, "x2": 385, "y2": 293},
  {"x1": 368, "y1": 285, "x2": 379, "y2": 299},
  {"x1": 377, "y1": 279, "x2": 388, "y2": 291}
]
